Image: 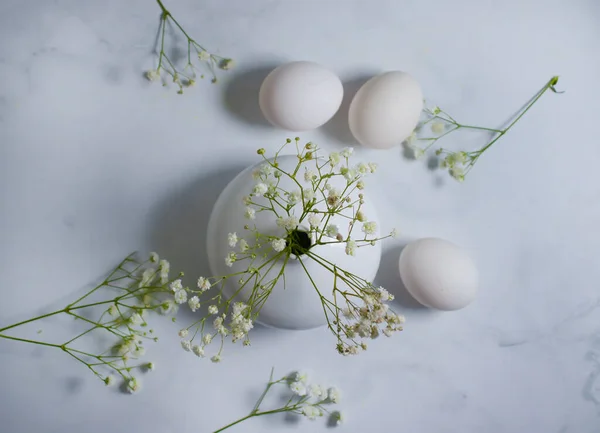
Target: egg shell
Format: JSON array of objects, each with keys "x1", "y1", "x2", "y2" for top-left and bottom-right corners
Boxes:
[
  {"x1": 348, "y1": 71, "x2": 423, "y2": 149},
  {"x1": 259, "y1": 61, "x2": 343, "y2": 131},
  {"x1": 398, "y1": 238, "x2": 478, "y2": 310}
]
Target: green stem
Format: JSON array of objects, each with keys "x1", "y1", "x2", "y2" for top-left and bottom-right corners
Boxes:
[
  {"x1": 0, "y1": 310, "x2": 64, "y2": 333},
  {"x1": 0, "y1": 333, "x2": 62, "y2": 349},
  {"x1": 457, "y1": 124, "x2": 504, "y2": 133},
  {"x1": 213, "y1": 409, "x2": 287, "y2": 433},
  {"x1": 476, "y1": 76, "x2": 558, "y2": 156},
  {"x1": 252, "y1": 367, "x2": 275, "y2": 413},
  {"x1": 155, "y1": 0, "x2": 206, "y2": 50}
]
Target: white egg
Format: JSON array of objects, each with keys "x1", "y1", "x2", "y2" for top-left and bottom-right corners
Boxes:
[
  {"x1": 348, "y1": 71, "x2": 423, "y2": 149},
  {"x1": 398, "y1": 238, "x2": 478, "y2": 311},
  {"x1": 259, "y1": 61, "x2": 343, "y2": 131}
]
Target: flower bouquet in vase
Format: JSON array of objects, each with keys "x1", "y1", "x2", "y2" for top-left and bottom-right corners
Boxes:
[{"x1": 176, "y1": 138, "x2": 404, "y2": 360}]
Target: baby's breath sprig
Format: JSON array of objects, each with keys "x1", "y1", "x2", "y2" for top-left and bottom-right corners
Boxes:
[
  {"x1": 213, "y1": 368, "x2": 343, "y2": 432},
  {"x1": 404, "y1": 75, "x2": 562, "y2": 181},
  {"x1": 146, "y1": 0, "x2": 234, "y2": 93},
  {"x1": 178, "y1": 138, "x2": 404, "y2": 361},
  {"x1": 0, "y1": 252, "x2": 180, "y2": 392}
]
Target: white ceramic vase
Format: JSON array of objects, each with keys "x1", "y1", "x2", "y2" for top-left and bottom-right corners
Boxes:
[{"x1": 206, "y1": 155, "x2": 382, "y2": 330}]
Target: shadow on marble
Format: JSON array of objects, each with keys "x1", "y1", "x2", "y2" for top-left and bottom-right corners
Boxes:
[
  {"x1": 222, "y1": 64, "x2": 280, "y2": 128},
  {"x1": 374, "y1": 244, "x2": 429, "y2": 311},
  {"x1": 147, "y1": 165, "x2": 245, "y2": 318},
  {"x1": 321, "y1": 72, "x2": 378, "y2": 147}
]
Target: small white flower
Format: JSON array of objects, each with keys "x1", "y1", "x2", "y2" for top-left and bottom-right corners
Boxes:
[
  {"x1": 301, "y1": 405, "x2": 321, "y2": 420},
  {"x1": 228, "y1": 232, "x2": 238, "y2": 248},
  {"x1": 146, "y1": 362, "x2": 155, "y2": 371},
  {"x1": 178, "y1": 328, "x2": 189, "y2": 338},
  {"x1": 108, "y1": 304, "x2": 118, "y2": 317},
  {"x1": 377, "y1": 287, "x2": 393, "y2": 302},
  {"x1": 328, "y1": 387, "x2": 341, "y2": 403},
  {"x1": 181, "y1": 340, "x2": 192, "y2": 352},
  {"x1": 295, "y1": 371, "x2": 309, "y2": 384},
  {"x1": 450, "y1": 166, "x2": 465, "y2": 182},
  {"x1": 174, "y1": 289, "x2": 188, "y2": 304},
  {"x1": 271, "y1": 238, "x2": 287, "y2": 252},
  {"x1": 308, "y1": 384, "x2": 324, "y2": 398},
  {"x1": 356, "y1": 162, "x2": 370, "y2": 175},
  {"x1": 413, "y1": 147, "x2": 425, "y2": 159},
  {"x1": 290, "y1": 381, "x2": 307, "y2": 396},
  {"x1": 225, "y1": 252, "x2": 237, "y2": 267},
  {"x1": 170, "y1": 279, "x2": 183, "y2": 292},
  {"x1": 127, "y1": 377, "x2": 141, "y2": 393},
  {"x1": 129, "y1": 313, "x2": 143, "y2": 326},
  {"x1": 342, "y1": 167, "x2": 357, "y2": 181},
  {"x1": 431, "y1": 121, "x2": 446, "y2": 134},
  {"x1": 244, "y1": 207, "x2": 256, "y2": 220},
  {"x1": 304, "y1": 169, "x2": 316, "y2": 182},
  {"x1": 367, "y1": 162, "x2": 378, "y2": 173},
  {"x1": 329, "y1": 152, "x2": 340, "y2": 166},
  {"x1": 302, "y1": 188, "x2": 315, "y2": 203},
  {"x1": 203, "y1": 334, "x2": 213, "y2": 345},
  {"x1": 362, "y1": 221, "x2": 377, "y2": 235},
  {"x1": 308, "y1": 213, "x2": 321, "y2": 228},
  {"x1": 325, "y1": 224, "x2": 339, "y2": 238},
  {"x1": 145, "y1": 70, "x2": 160, "y2": 82},
  {"x1": 133, "y1": 346, "x2": 145, "y2": 357},
  {"x1": 159, "y1": 298, "x2": 178, "y2": 315},
  {"x1": 188, "y1": 296, "x2": 200, "y2": 312},
  {"x1": 253, "y1": 183, "x2": 268, "y2": 196},
  {"x1": 233, "y1": 302, "x2": 248, "y2": 316},
  {"x1": 340, "y1": 147, "x2": 354, "y2": 158},
  {"x1": 287, "y1": 190, "x2": 301, "y2": 205},
  {"x1": 242, "y1": 196, "x2": 252, "y2": 205},
  {"x1": 345, "y1": 240, "x2": 357, "y2": 256},
  {"x1": 356, "y1": 180, "x2": 365, "y2": 190},
  {"x1": 276, "y1": 216, "x2": 299, "y2": 230},
  {"x1": 149, "y1": 252, "x2": 159, "y2": 263},
  {"x1": 211, "y1": 354, "x2": 222, "y2": 363},
  {"x1": 356, "y1": 210, "x2": 366, "y2": 222},
  {"x1": 239, "y1": 239, "x2": 249, "y2": 252},
  {"x1": 142, "y1": 294, "x2": 153, "y2": 306},
  {"x1": 208, "y1": 305, "x2": 219, "y2": 315},
  {"x1": 197, "y1": 276, "x2": 211, "y2": 292},
  {"x1": 139, "y1": 268, "x2": 154, "y2": 287},
  {"x1": 192, "y1": 345, "x2": 205, "y2": 357},
  {"x1": 198, "y1": 50, "x2": 211, "y2": 61},
  {"x1": 159, "y1": 259, "x2": 170, "y2": 283}
]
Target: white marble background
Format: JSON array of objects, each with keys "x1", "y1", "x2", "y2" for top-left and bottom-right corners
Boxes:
[{"x1": 1, "y1": 0, "x2": 599, "y2": 432}]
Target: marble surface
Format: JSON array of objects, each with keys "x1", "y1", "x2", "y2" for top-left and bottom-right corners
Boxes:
[{"x1": 1, "y1": 0, "x2": 599, "y2": 432}]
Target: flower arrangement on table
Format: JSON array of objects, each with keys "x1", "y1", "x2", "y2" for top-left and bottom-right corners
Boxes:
[{"x1": 174, "y1": 138, "x2": 404, "y2": 361}]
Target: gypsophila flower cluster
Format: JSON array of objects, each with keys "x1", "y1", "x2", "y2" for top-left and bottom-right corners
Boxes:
[
  {"x1": 212, "y1": 368, "x2": 343, "y2": 432},
  {"x1": 184, "y1": 137, "x2": 402, "y2": 359},
  {"x1": 403, "y1": 76, "x2": 562, "y2": 181},
  {"x1": 0, "y1": 252, "x2": 183, "y2": 392},
  {"x1": 145, "y1": 0, "x2": 234, "y2": 93}
]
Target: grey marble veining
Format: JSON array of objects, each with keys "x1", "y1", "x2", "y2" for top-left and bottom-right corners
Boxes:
[{"x1": 1, "y1": 0, "x2": 599, "y2": 432}]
